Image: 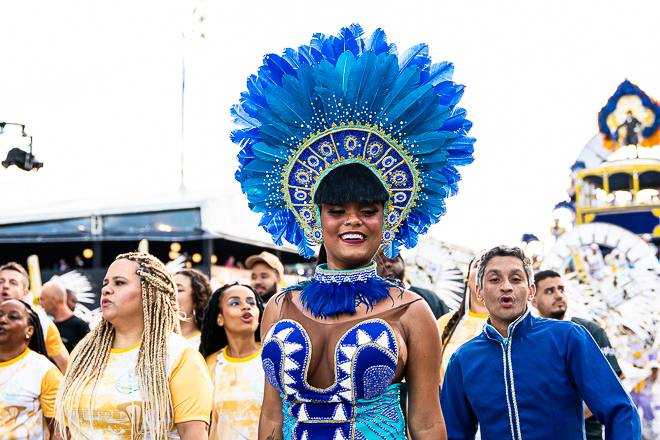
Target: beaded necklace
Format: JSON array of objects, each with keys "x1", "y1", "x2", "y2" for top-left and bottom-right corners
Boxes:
[{"x1": 287, "y1": 262, "x2": 401, "y2": 318}]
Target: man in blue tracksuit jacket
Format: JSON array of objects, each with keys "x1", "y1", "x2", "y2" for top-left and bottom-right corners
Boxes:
[{"x1": 440, "y1": 245, "x2": 641, "y2": 440}]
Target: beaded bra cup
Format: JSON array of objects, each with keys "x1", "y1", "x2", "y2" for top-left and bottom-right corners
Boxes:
[
  {"x1": 263, "y1": 263, "x2": 411, "y2": 439},
  {"x1": 263, "y1": 316, "x2": 405, "y2": 440}
]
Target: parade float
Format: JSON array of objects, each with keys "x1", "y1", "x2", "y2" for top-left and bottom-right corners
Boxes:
[{"x1": 539, "y1": 80, "x2": 660, "y2": 429}]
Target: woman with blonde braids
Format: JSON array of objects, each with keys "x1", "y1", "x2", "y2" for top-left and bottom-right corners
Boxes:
[{"x1": 55, "y1": 252, "x2": 213, "y2": 440}]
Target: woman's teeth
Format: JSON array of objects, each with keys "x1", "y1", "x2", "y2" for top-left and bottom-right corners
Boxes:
[{"x1": 343, "y1": 234, "x2": 364, "y2": 240}]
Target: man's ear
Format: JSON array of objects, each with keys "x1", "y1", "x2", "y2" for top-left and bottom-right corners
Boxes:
[
  {"x1": 475, "y1": 284, "x2": 485, "y2": 303},
  {"x1": 528, "y1": 284, "x2": 536, "y2": 302}
]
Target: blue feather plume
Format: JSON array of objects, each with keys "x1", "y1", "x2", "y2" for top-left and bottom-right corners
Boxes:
[
  {"x1": 230, "y1": 24, "x2": 475, "y2": 258},
  {"x1": 286, "y1": 277, "x2": 401, "y2": 318}
]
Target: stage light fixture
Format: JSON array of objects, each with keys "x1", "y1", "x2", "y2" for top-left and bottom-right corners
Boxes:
[{"x1": 0, "y1": 123, "x2": 43, "y2": 171}]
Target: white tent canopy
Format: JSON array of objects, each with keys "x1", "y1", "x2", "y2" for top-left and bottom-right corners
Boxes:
[{"x1": 0, "y1": 187, "x2": 297, "y2": 252}]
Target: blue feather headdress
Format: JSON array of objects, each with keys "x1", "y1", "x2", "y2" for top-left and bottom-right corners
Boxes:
[{"x1": 231, "y1": 24, "x2": 475, "y2": 258}]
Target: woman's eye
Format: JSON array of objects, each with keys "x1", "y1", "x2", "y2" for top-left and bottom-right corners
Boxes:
[
  {"x1": 247, "y1": 300, "x2": 256, "y2": 306},
  {"x1": 229, "y1": 300, "x2": 240, "y2": 306}
]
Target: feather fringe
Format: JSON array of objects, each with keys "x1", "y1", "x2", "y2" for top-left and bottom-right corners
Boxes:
[{"x1": 287, "y1": 277, "x2": 402, "y2": 318}]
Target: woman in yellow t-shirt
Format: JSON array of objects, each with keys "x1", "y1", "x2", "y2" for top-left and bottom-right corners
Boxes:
[
  {"x1": 0, "y1": 299, "x2": 63, "y2": 440},
  {"x1": 174, "y1": 269, "x2": 212, "y2": 351},
  {"x1": 56, "y1": 252, "x2": 213, "y2": 440},
  {"x1": 200, "y1": 284, "x2": 264, "y2": 440}
]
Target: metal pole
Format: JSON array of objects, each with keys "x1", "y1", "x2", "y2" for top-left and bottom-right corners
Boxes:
[{"x1": 92, "y1": 241, "x2": 102, "y2": 268}]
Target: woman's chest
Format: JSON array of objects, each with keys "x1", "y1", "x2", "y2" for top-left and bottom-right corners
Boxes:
[{"x1": 262, "y1": 318, "x2": 404, "y2": 403}]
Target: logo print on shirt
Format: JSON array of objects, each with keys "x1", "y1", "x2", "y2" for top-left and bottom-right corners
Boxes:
[
  {"x1": 115, "y1": 369, "x2": 140, "y2": 394},
  {"x1": 2, "y1": 380, "x2": 22, "y2": 400}
]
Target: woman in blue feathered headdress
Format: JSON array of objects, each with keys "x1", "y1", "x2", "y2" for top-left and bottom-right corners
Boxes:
[{"x1": 230, "y1": 24, "x2": 475, "y2": 440}]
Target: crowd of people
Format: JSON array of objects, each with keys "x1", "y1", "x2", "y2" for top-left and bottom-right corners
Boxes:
[{"x1": 0, "y1": 213, "x2": 648, "y2": 440}]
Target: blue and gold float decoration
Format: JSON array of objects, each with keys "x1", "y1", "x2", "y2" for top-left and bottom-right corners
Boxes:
[
  {"x1": 598, "y1": 79, "x2": 660, "y2": 150},
  {"x1": 230, "y1": 24, "x2": 475, "y2": 257}
]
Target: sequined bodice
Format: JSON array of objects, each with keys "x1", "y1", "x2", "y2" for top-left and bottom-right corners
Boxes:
[{"x1": 263, "y1": 293, "x2": 415, "y2": 440}]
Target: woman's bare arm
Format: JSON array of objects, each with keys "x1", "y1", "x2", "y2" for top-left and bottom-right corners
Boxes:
[
  {"x1": 177, "y1": 421, "x2": 208, "y2": 440},
  {"x1": 258, "y1": 294, "x2": 285, "y2": 440},
  {"x1": 45, "y1": 418, "x2": 65, "y2": 440},
  {"x1": 403, "y1": 299, "x2": 447, "y2": 440},
  {"x1": 258, "y1": 381, "x2": 284, "y2": 440}
]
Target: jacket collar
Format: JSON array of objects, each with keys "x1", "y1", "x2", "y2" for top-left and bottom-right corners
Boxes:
[{"x1": 484, "y1": 307, "x2": 533, "y2": 344}]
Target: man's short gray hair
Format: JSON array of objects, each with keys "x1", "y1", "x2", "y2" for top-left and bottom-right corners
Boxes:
[{"x1": 476, "y1": 245, "x2": 534, "y2": 289}]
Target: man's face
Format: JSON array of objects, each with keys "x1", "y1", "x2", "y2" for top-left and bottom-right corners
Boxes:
[
  {"x1": 0, "y1": 270, "x2": 28, "y2": 303},
  {"x1": 531, "y1": 277, "x2": 567, "y2": 320},
  {"x1": 476, "y1": 256, "x2": 534, "y2": 326},
  {"x1": 250, "y1": 263, "x2": 279, "y2": 301},
  {"x1": 39, "y1": 285, "x2": 57, "y2": 316},
  {"x1": 67, "y1": 291, "x2": 78, "y2": 312},
  {"x1": 378, "y1": 256, "x2": 405, "y2": 281}
]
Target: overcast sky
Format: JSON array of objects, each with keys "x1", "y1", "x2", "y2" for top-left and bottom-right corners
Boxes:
[{"x1": 1, "y1": 0, "x2": 659, "y2": 253}]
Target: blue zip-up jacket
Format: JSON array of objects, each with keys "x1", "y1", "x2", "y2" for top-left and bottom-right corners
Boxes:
[{"x1": 440, "y1": 308, "x2": 641, "y2": 440}]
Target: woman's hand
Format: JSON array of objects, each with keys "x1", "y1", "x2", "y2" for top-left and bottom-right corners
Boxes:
[
  {"x1": 177, "y1": 421, "x2": 209, "y2": 440},
  {"x1": 402, "y1": 298, "x2": 447, "y2": 440}
]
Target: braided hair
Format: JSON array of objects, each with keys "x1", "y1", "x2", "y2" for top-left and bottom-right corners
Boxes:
[
  {"x1": 19, "y1": 300, "x2": 49, "y2": 357},
  {"x1": 440, "y1": 254, "x2": 480, "y2": 350},
  {"x1": 56, "y1": 252, "x2": 181, "y2": 440},
  {"x1": 199, "y1": 283, "x2": 264, "y2": 358}
]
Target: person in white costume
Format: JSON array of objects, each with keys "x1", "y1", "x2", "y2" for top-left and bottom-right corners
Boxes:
[{"x1": 0, "y1": 299, "x2": 63, "y2": 440}]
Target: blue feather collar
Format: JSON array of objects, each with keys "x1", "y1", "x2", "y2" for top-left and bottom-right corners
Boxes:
[{"x1": 286, "y1": 262, "x2": 401, "y2": 318}]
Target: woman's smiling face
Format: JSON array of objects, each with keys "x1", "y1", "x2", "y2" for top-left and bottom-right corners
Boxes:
[{"x1": 320, "y1": 202, "x2": 384, "y2": 270}]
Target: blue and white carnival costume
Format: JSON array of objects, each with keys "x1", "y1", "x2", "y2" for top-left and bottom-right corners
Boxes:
[
  {"x1": 229, "y1": 24, "x2": 474, "y2": 439},
  {"x1": 262, "y1": 263, "x2": 416, "y2": 440}
]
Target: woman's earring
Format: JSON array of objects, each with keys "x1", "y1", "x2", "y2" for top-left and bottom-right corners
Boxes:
[{"x1": 25, "y1": 334, "x2": 29, "y2": 340}]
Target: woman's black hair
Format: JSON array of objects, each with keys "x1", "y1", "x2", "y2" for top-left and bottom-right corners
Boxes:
[
  {"x1": 199, "y1": 283, "x2": 264, "y2": 358},
  {"x1": 314, "y1": 163, "x2": 389, "y2": 206},
  {"x1": 313, "y1": 164, "x2": 388, "y2": 267},
  {"x1": 14, "y1": 300, "x2": 49, "y2": 358},
  {"x1": 316, "y1": 244, "x2": 328, "y2": 267},
  {"x1": 176, "y1": 269, "x2": 212, "y2": 329}
]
